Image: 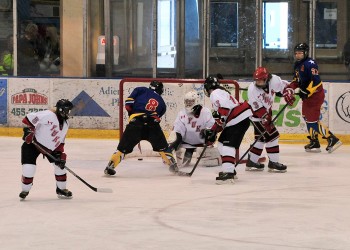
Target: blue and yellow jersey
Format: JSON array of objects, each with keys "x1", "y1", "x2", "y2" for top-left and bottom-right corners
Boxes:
[
  {"x1": 125, "y1": 86, "x2": 166, "y2": 121},
  {"x1": 293, "y1": 57, "x2": 323, "y2": 98}
]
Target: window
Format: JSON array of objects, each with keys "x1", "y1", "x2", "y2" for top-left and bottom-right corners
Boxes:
[{"x1": 210, "y1": 2, "x2": 238, "y2": 48}]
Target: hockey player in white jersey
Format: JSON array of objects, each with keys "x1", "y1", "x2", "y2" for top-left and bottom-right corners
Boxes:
[
  {"x1": 19, "y1": 99, "x2": 74, "y2": 200},
  {"x1": 203, "y1": 76, "x2": 253, "y2": 184},
  {"x1": 246, "y1": 67, "x2": 295, "y2": 172},
  {"x1": 168, "y1": 91, "x2": 220, "y2": 168}
]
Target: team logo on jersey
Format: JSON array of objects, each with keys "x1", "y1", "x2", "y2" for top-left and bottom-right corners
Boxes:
[
  {"x1": 11, "y1": 88, "x2": 48, "y2": 105},
  {"x1": 336, "y1": 91, "x2": 350, "y2": 123}
]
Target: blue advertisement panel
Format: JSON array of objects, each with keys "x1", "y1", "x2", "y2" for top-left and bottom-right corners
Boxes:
[{"x1": 0, "y1": 79, "x2": 8, "y2": 124}]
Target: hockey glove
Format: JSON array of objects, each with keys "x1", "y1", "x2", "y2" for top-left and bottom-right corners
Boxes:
[
  {"x1": 283, "y1": 88, "x2": 295, "y2": 106},
  {"x1": 52, "y1": 151, "x2": 67, "y2": 169},
  {"x1": 261, "y1": 112, "x2": 273, "y2": 133},
  {"x1": 23, "y1": 127, "x2": 35, "y2": 144},
  {"x1": 299, "y1": 89, "x2": 310, "y2": 100},
  {"x1": 201, "y1": 129, "x2": 217, "y2": 146}
]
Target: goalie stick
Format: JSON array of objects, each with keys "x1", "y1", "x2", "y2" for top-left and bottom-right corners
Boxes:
[
  {"x1": 32, "y1": 141, "x2": 113, "y2": 193},
  {"x1": 177, "y1": 145, "x2": 208, "y2": 177}
]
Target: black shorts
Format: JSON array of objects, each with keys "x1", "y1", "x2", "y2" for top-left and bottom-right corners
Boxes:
[
  {"x1": 117, "y1": 118, "x2": 168, "y2": 154},
  {"x1": 21, "y1": 142, "x2": 55, "y2": 165},
  {"x1": 218, "y1": 118, "x2": 250, "y2": 148}
]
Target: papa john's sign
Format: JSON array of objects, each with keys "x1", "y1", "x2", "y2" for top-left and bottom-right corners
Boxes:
[{"x1": 11, "y1": 88, "x2": 48, "y2": 105}]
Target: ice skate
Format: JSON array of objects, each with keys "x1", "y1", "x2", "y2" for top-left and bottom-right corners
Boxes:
[
  {"x1": 216, "y1": 172, "x2": 235, "y2": 185},
  {"x1": 326, "y1": 134, "x2": 342, "y2": 153},
  {"x1": 19, "y1": 191, "x2": 29, "y2": 200},
  {"x1": 219, "y1": 170, "x2": 238, "y2": 180},
  {"x1": 104, "y1": 161, "x2": 116, "y2": 176},
  {"x1": 304, "y1": 136, "x2": 321, "y2": 153},
  {"x1": 56, "y1": 187, "x2": 73, "y2": 199},
  {"x1": 245, "y1": 158, "x2": 265, "y2": 171},
  {"x1": 268, "y1": 161, "x2": 287, "y2": 173},
  {"x1": 169, "y1": 161, "x2": 179, "y2": 173}
]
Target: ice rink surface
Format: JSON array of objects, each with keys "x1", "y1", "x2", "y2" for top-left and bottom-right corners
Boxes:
[{"x1": 1, "y1": 136, "x2": 350, "y2": 250}]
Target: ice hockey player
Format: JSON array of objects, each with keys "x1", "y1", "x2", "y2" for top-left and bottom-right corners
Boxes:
[
  {"x1": 168, "y1": 90, "x2": 221, "y2": 168},
  {"x1": 104, "y1": 80, "x2": 179, "y2": 176},
  {"x1": 246, "y1": 66, "x2": 295, "y2": 173},
  {"x1": 287, "y1": 43, "x2": 342, "y2": 153},
  {"x1": 19, "y1": 99, "x2": 74, "y2": 200},
  {"x1": 203, "y1": 76, "x2": 252, "y2": 184}
]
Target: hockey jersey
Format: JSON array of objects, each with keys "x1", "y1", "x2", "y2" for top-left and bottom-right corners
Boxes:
[
  {"x1": 248, "y1": 74, "x2": 288, "y2": 121},
  {"x1": 173, "y1": 107, "x2": 215, "y2": 148},
  {"x1": 210, "y1": 88, "x2": 252, "y2": 128},
  {"x1": 125, "y1": 87, "x2": 166, "y2": 120},
  {"x1": 23, "y1": 110, "x2": 69, "y2": 151}
]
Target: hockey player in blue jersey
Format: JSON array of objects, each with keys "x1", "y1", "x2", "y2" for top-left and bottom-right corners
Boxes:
[{"x1": 104, "y1": 80, "x2": 179, "y2": 176}]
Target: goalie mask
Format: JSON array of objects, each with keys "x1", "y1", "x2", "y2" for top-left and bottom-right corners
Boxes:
[
  {"x1": 253, "y1": 67, "x2": 271, "y2": 89},
  {"x1": 184, "y1": 91, "x2": 200, "y2": 113},
  {"x1": 149, "y1": 80, "x2": 164, "y2": 95},
  {"x1": 55, "y1": 99, "x2": 74, "y2": 120}
]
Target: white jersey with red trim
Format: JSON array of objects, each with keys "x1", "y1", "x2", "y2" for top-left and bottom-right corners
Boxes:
[
  {"x1": 26, "y1": 110, "x2": 69, "y2": 151},
  {"x1": 248, "y1": 74, "x2": 288, "y2": 121},
  {"x1": 173, "y1": 107, "x2": 214, "y2": 148},
  {"x1": 210, "y1": 88, "x2": 252, "y2": 127}
]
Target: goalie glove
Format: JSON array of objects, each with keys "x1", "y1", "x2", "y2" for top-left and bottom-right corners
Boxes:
[
  {"x1": 22, "y1": 127, "x2": 35, "y2": 144},
  {"x1": 52, "y1": 151, "x2": 67, "y2": 169},
  {"x1": 282, "y1": 87, "x2": 295, "y2": 106}
]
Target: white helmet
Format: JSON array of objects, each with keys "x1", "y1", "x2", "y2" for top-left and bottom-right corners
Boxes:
[{"x1": 184, "y1": 91, "x2": 199, "y2": 113}]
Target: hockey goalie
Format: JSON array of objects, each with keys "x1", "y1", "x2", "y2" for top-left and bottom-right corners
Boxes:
[{"x1": 168, "y1": 91, "x2": 222, "y2": 168}]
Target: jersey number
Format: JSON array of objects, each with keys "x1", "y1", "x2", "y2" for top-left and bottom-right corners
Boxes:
[{"x1": 145, "y1": 98, "x2": 159, "y2": 111}]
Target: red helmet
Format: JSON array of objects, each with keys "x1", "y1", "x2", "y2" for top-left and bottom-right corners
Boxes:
[
  {"x1": 253, "y1": 67, "x2": 270, "y2": 89},
  {"x1": 253, "y1": 67, "x2": 269, "y2": 81}
]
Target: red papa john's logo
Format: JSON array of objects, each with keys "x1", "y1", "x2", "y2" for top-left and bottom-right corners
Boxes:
[{"x1": 11, "y1": 88, "x2": 48, "y2": 105}]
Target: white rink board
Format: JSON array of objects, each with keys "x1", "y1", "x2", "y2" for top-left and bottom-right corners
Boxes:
[{"x1": 2, "y1": 77, "x2": 350, "y2": 135}]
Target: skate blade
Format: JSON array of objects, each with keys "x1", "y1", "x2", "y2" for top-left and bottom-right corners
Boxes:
[
  {"x1": 245, "y1": 167, "x2": 264, "y2": 171},
  {"x1": 305, "y1": 148, "x2": 321, "y2": 153},
  {"x1": 57, "y1": 195, "x2": 73, "y2": 199},
  {"x1": 215, "y1": 179, "x2": 235, "y2": 185},
  {"x1": 327, "y1": 141, "x2": 342, "y2": 153},
  {"x1": 268, "y1": 168, "x2": 287, "y2": 173}
]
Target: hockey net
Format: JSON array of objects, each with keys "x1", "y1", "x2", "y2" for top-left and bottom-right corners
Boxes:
[{"x1": 118, "y1": 78, "x2": 264, "y2": 165}]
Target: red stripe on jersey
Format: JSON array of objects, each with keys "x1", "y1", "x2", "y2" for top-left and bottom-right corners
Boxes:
[
  {"x1": 226, "y1": 101, "x2": 251, "y2": 123},
  {"x1": 253, "y1": 107, "x2": 268, "y2": 119},
  {"x1": 218, "y1": 107, "x2": 230, "y2": 116},
  {"x1": 222, "y1": 155, "x2": 235, "y2": 164},
  {"x1": 55, "y1": 174, "x2": 67, "y2": 182}
]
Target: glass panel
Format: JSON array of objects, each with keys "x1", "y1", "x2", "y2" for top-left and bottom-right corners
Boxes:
[
  {"x1": 263, "y1": 2, "x2": 288, "y2": 49},
  {"x1": 17, "y1": 0, "x2": 60, "y2": 77},
  {"x1": 210, "y1": 2, "x2": 238, "y2": 48},
  {"x1": 315, "y1": 2, "x2": 337, "y2": 49},
  {"x1": 0, "y1": 0, "x2": 13, "y2": 76}
]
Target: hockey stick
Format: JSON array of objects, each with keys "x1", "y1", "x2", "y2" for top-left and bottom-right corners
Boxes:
[
  {"x1": 234, "y1": 103, "x2": 289, "y2": 167},
  {"x1": 32, "y1": 141, "x2": 113, "y2": 193},
  {"x1": 177, "y1": 145, "x2": 208, "y2": 177}
]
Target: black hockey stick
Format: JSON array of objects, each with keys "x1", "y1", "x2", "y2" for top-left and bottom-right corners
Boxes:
[
  {"x1": 32, "y1": 141, "x2": 113, "y2": 193},
  {"x1": 177, "y1": 145, "x2": 208, "y2": 177},
  {"x1": 234, "y1": 103, "x2": 289, "y2": 167}
]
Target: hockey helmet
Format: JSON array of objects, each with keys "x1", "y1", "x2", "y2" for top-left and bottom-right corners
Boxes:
[
  {"x1": 203, "y1": 76, "x2": 220, "y2": 97},
  {"x1": 294, "y1": 43, "x2": 309, "y2": 61},
  {"x1": 253, "y1": 67, "x2": 270, "y2": 89},
  {"x1": 184, "y1": 91, "x2": 200, "y2": 113},
  {"x1": 149, "y1": 80, "x2": 164, "y2": 95},
  {"x1": 55, "y1": 99, "x2": 74, "y2": 120}
]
